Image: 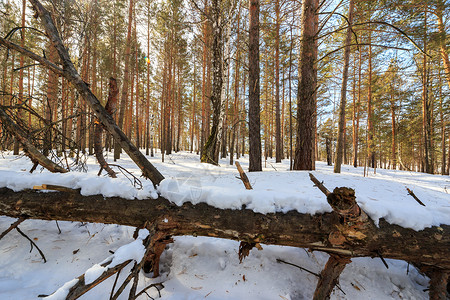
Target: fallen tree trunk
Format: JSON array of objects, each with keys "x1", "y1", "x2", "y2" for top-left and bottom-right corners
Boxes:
[{"x1": 0, "y1": 187, "x2": 449, "y2": 271}]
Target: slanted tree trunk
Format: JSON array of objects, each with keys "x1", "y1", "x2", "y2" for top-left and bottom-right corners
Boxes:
[
  {"x1": 248, "y1": 0, "x2": 262, "y2": 172},
  {"x1": 0, "y1": 107, "x2": 68, "y2": 173},
  {"x1": 10, "y1": 0, "x2": 165, "y2": 186},
  {"x1": 334, "y1": 0, "x2": 354, "y2": 173}
]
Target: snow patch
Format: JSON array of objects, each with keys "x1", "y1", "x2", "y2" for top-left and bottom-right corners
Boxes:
[{"x1": 43, "y1": 278, "x2": 78, "y2": 300}]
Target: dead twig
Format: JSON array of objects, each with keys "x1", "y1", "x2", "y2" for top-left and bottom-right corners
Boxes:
[
  {"x1": 277, "y1": 258, "x2": 347, "y2": 295},
  {"x1": 309, "y1": 173, "x2": 331, "y2": 196},
  {"x1": 235, "y1": 161, "x2": 252, "y2": 190},
  {"x1": 135, "y1": 283, "x2": 164, "y2": 299},
  {"x1": 128, "y1": 262, "x2": 140, "y2": 300},
  {"x1": 109, "y1": 164, "x2": 143, "y2": 190},
  {"x1": 33, "y1": 184, "x2": 80, "y2": 193},
  {"x1": 406, "y1": 187, "x2": 426, "y2": 206},
  {"x1": 66, "y1": 259, "x2": 132, "y2": 300},
  {"x1": 375, "y1": 250, "x2": 389, "y2": 269},
  {"x1": 16, "y1": 226, "x2": 46, "y2": 263},
  {"x1": 109, "y1": 269, "x2": 122, "y2": 300},
  {"x1": 0, "y1": 216, "x2": 27, "y2": 240},
  {"x1": 110, "y1": 263, "x2": 137, "y2": 300},
  {"x1": 55, "y1": 220, "x2": 61, "y2": 234},
  {"x1": 276, "y1": 258, "x2": 320, "y2": 277}
]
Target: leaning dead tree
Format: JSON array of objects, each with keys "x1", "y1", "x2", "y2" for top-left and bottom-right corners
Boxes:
[
  {"x1": 0, "y1": 0, "x2": 164, "y2": 186},
  {"x1": 0, "y1": 175, "x2": 449, "y2": 299},
  {"x1": 0, "y1": 107, "x2": 68, "y2": 174}
]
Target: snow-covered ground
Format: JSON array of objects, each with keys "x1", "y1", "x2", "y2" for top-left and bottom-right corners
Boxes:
[{"x1": 0, "y1": 150, "x2": 448, "y2": 299}]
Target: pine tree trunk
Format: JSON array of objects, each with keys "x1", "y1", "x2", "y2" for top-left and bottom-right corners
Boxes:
[
  {"x1": 248, "y1": 0, "x2": 262, "y2": 171},
  {"x1": 390, "y1": 93, "x2": 397, "y2": 170},
  {"x1": 422, "y1": 10, "x2": 433, "y2": 174},
  {"x1": 334, "y1": 0, "x2": 354, "y2": 173},
  {"x1": 293, "y1": 0, "x2": 318, "y2": 171},
  {"x1": 44, "y1": 41, "x2": 58, "y2": 156},
  {"x1": 367, "y1": 29, "x2": 375, "y2": 169},
  {"x1": 274, "y1": 0, "x2": 281, "y2": 163},
  {"x1": 436, "y1": 0, "x2": 450, "y2": 91},
  {"x1": 114, "y1": 0, "x2": 134, "y2": 161},
  {"x1": 13, "y1": 0, "x2": 26, "y2": 155}
]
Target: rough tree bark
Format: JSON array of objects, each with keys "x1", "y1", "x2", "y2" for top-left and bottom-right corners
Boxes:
[
  {"x1": 293, "y1": 0, "x2": 319, "y2": 171},
  {"x1": 0, "y1": 185, "x2": 449, "y2": 299},
  {"x1": 275, "y1": 0, "x2": 282, "y2": 163},
  {"x1": 201, "y1": 0, "x2": 224, "y2": 165},
  {"x1": 248, "y1": 0, "x2": 262, "y2": 172},
  {"x1": 0, "y1": 0, "x2": 165, "y2": 186}
]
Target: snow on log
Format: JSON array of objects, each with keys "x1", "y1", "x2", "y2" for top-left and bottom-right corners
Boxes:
[{"x1": 0, "y1": 187, "x2": 449, "y2": 272}]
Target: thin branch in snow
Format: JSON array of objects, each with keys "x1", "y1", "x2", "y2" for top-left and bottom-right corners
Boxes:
[
  {"x1": 0, "y1": 216, "x2": 26, "y2": 241},
  {"x1": 16, "y1": 226, "x2": 47, "y2": 263}
]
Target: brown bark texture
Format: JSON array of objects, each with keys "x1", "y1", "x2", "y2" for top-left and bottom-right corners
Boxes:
[
  {"x1": 248, "y1": 0, "x2": 262, "y2": 171},
  {"x1": 0, "y1": 187, "x2": 449, "y2": 271},
  {"x1": 293, "y1": 0, "x2": 318, "y2": 171}
]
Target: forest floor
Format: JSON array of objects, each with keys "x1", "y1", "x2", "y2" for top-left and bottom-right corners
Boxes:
[{"x1": 0, "y1": 150, "x2": 449, "y2": 299}]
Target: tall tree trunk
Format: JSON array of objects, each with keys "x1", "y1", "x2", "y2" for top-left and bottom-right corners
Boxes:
[
  {"x1": 439, "y1": 67, "x2": 447, "y2": 175},
  {"x1": 422, "y1": 10, "x2": 433, "y2": 174},
  {"x1": 248, "y1": 0, "x2": 262, "y2": 171},
  {"x1": 200, "y1": 3, "x2": 209, "y2": 157},
  {"x1": 275, "y1": 0, "x2": 282, "y2": 163},
  {"x1": 390, "y1": 93, "x2": 397, "y2": 170},
  {"x1": 367, "y1": 29, "x2": 375, "y2": 169},
  {"x1": 334, "y1": 0, "x2": 354, "y2": 173},
  {"x1": 230, "y1": 5, "x2": 241, "y2": 165},
  {"x1": 44, "y1": 42, "x2": 58, "y2": 156},
  {"x1": 436, "y1": 0, "x2": 450, "y2": 91},
  {"x1": 191, "y1": 62, "x2": 196, "y2": 153},
  {"x1": 353, "y1": 50, "x2": 361, "y2": 168},
  {"x1": 13, "y1": 0, "x2": 26, "y2": 155},
  {"x1": 201, "y1": 0, "x2": 225, "y2": 165},
  {"x1": 114, "y1": 0, "x2": 133, "y2": 161},
  {"x1": 289, "y1": 28, "x2": 294, "y2": 170},
  {"x1": 293, "y1": 0, "x2": 319, "y2": 171},
  {"x1": 146, "y1": 2, "x2": 151, "y2": 156}
]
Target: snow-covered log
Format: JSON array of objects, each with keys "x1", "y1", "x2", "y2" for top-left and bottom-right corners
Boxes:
[{"x1": 0, "y1": 187, "x2": 448, "y2": 273}]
